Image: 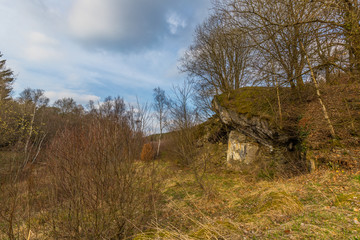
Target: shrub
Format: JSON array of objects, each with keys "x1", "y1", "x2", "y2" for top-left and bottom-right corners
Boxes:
[
  {"x1": 46, "y1": 118, "x2": 160, "y2": 239},
  {"x1": 141, "y1": 143, "x2": 155, "y2": 161}
]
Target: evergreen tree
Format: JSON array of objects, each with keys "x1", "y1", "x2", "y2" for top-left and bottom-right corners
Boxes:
[{"x1": 0, "y1": 52, "x2": 15, "y2": 100}]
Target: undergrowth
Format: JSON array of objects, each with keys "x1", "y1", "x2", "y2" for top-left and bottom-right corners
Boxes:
[{"x1": 134, "y1": 162, "x2": 360, "y2": 239}]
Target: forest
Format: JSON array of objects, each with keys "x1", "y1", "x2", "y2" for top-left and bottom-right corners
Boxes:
[{"x1": 1, "y1": 0, "x2": 360, "y2": 239}]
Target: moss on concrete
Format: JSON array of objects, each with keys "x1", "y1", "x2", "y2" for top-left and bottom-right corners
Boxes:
[{"x1": 215, "y1": 87, "x2": 276, "y2": 122}]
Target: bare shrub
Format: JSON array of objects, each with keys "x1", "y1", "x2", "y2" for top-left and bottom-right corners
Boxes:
[
  {"x1": 168, "y1": 82, "x2": 217, "y2": 198},
  {"x1": 46, "y1": 116, "x2": 161, "y2": 239},
  {"x1": 168, "y1": 82, "x2": 199, "y2": 166},
  {"x1": 0, "y1": 153, "x2": 25, "y2": 240},
  {"x1": 141, "y1": 143, "x2": 155, "y2": 161}
]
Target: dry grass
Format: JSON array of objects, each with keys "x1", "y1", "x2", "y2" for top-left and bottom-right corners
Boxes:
[
  {"x1": 132, "y1": 155, "x2": 360, "y2": 239},
  {"x1": 1, "y1": 143, "x2": 360, "y2": 239}
]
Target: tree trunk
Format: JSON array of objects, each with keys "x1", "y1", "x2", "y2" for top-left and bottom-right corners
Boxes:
[
  {"x1": 156, "y1": 132, "x2": 161, "y2": 157},
  {"x1": 289, "y1": 79, "x2": 296, "y2": 89},
  {"x1": 276, "y1": 78, "x2": 283, "y2": 129},
  {"x1": 301, "y1": 43, "x2": 336, "y2": 138},
  {"x1": 23, "y1": 104, "x2": 36, "y2": 167},
  {"x1": 343, "y1": 0, "x2": 360, "y2": 79}
]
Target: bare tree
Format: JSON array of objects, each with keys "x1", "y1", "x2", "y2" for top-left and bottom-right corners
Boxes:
[
  {"x1": 18, "y1": 88, "x2": 49, "y2": 165},
  {"x1": 153, "y1": 87, "x2": 169, "y2": 157},
  {"x1": 168, "y1": 81, "x2": 199, "y2": 165},
  {"x1": 220, "y1": 0, "x2": 325, "y2": 89},
  {"x1": 100, "y1": 96, "x2": 113, "y2": 117},
  {"x1": 316, "y1": 0, "x2": 360, "y2": 79},
  {"x1": 53, "y1": 97, "x2": 77, "y2": 114},
  {"x1": 0, "y1": 88, "x2": 48, "y2": 240},
  {"x1": 181, "y1": 12, "x2": 250, "y2": 116},
  {"x1": 113, "y1": 96, "x2": 126, "y2": 120},
  {"x1": 301, "y1": 42, "x2": 336, "y2": 138},
  {"x1": 168, "y1": 81, "x2": 214, "y2": 195},
  {"x1": 219, "y1": 0, "x2": 360, "y2": 83}
]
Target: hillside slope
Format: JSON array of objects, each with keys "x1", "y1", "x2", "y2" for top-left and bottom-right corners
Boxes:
[{"x1": 213, "y1": 84, "x2": 360, "y2": 171}]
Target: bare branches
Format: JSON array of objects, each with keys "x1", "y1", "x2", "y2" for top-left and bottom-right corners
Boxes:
[
  {"x1": 180, "y1": 11, "x2": 250, "y2": 116},
  {"x1": 153, "y1": 87, "x2": 169, "y2": 157}
]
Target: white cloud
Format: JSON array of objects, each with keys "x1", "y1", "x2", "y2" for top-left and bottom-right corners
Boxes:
[
  {"x1": 68, "y1": 0, "x2": 119, "y2": 40},
  {"x1": 45, "y1": 90, "x2": 100, "y2": 105},
  {"x1": 167, "y1": 12, "x2": 186, "y2": 34},
  {"x1": 29, "y1": 31, "x2": 58, "y2": 45},
  {"x1": 26, "y1": 45, "x2": 62, "y2": 61},
  {"x1": 25, "y1": 31, "x2": 63, "y2": 61}
]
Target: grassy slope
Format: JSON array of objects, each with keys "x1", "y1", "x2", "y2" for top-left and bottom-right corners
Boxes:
[
  {"x1": 1, "y1": 152, "x2": 359, "y2": 238},
  {"x1": 215, "y1": 84, "x2": 360, "y2": 145},
  {"x1": 137, "y1": 84, "x2": 360, "y2": 239},
  {"x1": 136, "y1": 154, "x2": 360, "y2": 239},
  {"x1": 2, "y1": 148, "x2": 360, "y2": 239},
  {"x1": 216, "y1": 84, "x2": 360, "y2": 169}
]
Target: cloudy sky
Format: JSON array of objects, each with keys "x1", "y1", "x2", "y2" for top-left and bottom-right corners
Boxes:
[{"x1": 0, "y1": 0, "x2": 212, "y2": 105}]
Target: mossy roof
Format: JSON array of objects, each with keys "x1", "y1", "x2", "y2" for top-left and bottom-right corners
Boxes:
[{"x1": 215, "y1": 87, "x2": 276, "y2": 122}]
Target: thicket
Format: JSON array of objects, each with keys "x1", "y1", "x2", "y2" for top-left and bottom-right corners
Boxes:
[{"x1": 0, "y1": 92, "x2": 163, "y2": 239}]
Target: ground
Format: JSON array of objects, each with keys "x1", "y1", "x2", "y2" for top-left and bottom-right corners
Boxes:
[{"x1": 135, "y1": 154, "x2": 360, "y2": 239}]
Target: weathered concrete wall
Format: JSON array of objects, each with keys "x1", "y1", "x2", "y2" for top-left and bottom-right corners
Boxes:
[{"x1": 227, "y1": 131, "x2": 260, "y2": 166}]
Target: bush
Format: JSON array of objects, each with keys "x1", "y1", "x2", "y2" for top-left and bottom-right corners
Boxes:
[
  {"x1": 46, "y1": 118, "x2": 160, "y2": 239},
  {"x1": 141, "y1": 143, "x2": 155, "y2": 161}
]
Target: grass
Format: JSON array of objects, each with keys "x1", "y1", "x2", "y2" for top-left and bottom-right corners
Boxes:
[
  {"x1": 1, "y1": 148, "x2": 360, "y2": 239},
  {"x1": 134, "y1": 157, "x2": 360, "y2": 239}
]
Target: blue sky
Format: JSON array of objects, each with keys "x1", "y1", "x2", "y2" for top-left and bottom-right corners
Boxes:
[{"x1": 0, "y1": 0, "x2": 211, "y2": 105}]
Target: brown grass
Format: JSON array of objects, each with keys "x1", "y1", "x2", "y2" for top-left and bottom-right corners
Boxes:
[
  {"x1": 133, "y1": 162, "x2": 360, "y2": 239},
  {"x1": 1, "y1": 136, "x2": 360, "y2": 239}
]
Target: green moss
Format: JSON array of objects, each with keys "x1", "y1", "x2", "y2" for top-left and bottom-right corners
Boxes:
[
  {"x1": 133, "y1": 230, "x2": 171, "y2": 239},
  {"x1": 235, "y1": 190, "x2": 303, "y2": 218},
  {"x1": 334, "y1": 193, "x2": 360, "y2": 207},
  {"x1": 189, "y1": 220, "x2": 240, "y2": 239},
  {"x1": 217, "y1": 87, "x2": 274, "y2": 115},
  {"x1": 164, "y1": 186, "x2": 187, "y2": 200},
  {"x1": 215, "y1": 220, "x2": 239, "y2": 231},
  {"x1": 189, "y1": 228, "x2": 213, "y2": 239},
  {"x1": 354, "y1": 175, "x2": 360, "y2": 183},
  {"x1": 215, "y1": 87, "x2": 285, "y2": 131},
  {"x1": 258, "y1": 191, "x2": 303, "y2": 214},
  {"x1": 222, "y1": 179, "x2": 236, "y2": 188}
]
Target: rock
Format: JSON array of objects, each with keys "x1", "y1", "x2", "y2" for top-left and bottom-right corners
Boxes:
[
  {"x1": 213, "y1": 98, "x2": 295, "y2": 148},
  {"x1": 213, "y1": 97, "x2": 307, "y2": 172},
  {"x1": 227, "y1": 131, "x2": 260, "y2": 166},
  {"x1": 211, "y1": 92, "x2": 311, "y2": 173}
]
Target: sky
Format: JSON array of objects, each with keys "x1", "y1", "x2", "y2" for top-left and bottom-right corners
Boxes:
[{"x1": 0, "y1": 0, "x2": 212, "y2": 105}]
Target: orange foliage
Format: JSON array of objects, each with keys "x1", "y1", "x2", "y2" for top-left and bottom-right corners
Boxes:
[{"x1": 141, "y1": 143, "x2": 155, "y2": 161}]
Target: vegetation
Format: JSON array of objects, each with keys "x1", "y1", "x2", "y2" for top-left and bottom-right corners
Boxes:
[
  {"x1": 135, "y1": 163, "x2": 360, "y2": 239},
  {"x1": 1, "y1": 0, "x2": 360, "y2": 239}
]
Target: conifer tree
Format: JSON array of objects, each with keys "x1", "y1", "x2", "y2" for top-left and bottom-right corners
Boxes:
[{"x1": 0, "y1": 52, "x2": 15, "y2": 101}]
